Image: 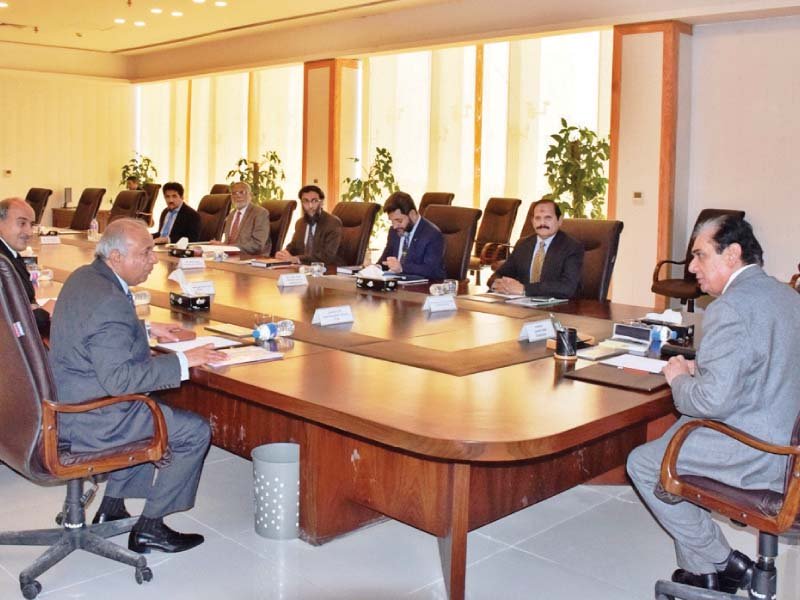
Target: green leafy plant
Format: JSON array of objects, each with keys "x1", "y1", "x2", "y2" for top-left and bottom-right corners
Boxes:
[
  {"x1": 226, "y1": 151, "x2": 286, "y2": 205},
  {"x1": 119, "y1": 153, "x2": 158, "y2": 187},
  {"x1": 544, "y1": 118, "x2": 610, "y2": 219},
  {"x1": 341, "y1": 147, "x2": 400, "y2": 243}
]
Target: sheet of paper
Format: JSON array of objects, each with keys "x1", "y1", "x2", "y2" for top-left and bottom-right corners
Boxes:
[
  {"x1": 207, "y1": 346, "x2": 283, "y2": 368},
  {"x1": 155, "y1": 335, "x2": 243, "y2": 353},
  {"x1": 601, "y1": 353, "x2": 667, "y2": 374},
  {"x1": 189, "y1": 244, "x2": 241, "y2": 254}
]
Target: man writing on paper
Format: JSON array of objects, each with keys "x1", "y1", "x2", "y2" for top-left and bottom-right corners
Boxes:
[
  {"x1": 275, "y1": 185, "x2": 342, "y2": 265},
  {"x1": 489, "y1": 198, "x2": 583, "y2": 298},
  {"x1": 627, "y1": 215, "x2": 800, "y2": 594},
  {"x1": 214, "y1": 181, "x2": 270, "y2": 255},
  {"x1": 152, "y1": 182, "x2": 201, "y2": 244},
  {"x1": 50, "y1": 218, "x2": 226, "y2": 554},
  {"x1": 375, "y1": 191, "x2": 446, "y2": 280},
  {"x1": 0, "y1": 197, "x2": 54, "y2": 337}
]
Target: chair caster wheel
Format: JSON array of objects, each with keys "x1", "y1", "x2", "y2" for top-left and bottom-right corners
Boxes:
[
  {"x1": 135, "y1": 566, "x2": 153, "y2": 584},
  {"x1": 55, "y1": 512, "x2": 64, "y2": 526},
  {"x1": 20, "y1": 580, "x2": 42, "y2": 599}
]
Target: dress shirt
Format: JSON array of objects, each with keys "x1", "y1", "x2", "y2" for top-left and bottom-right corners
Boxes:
[
  {"x1": 397, "y1": 218, "x2": 421, "y2": 260},
  {"x1": 160, "y1": 208, "x2": 179, "y2": 238}
]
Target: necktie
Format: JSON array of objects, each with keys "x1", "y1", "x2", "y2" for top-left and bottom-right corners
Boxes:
[
  {"x1": 228, "y1": 210, "x2": 242, "y2": 243},
  {"x1": 529, "y1": 241, "x2": 545, "y2": 283},
  {"x1": 126, "y1": 290, "x2": 135, "y2": 306},
  {"x1": 400, "y1": 233, "x2": 410, "y2": 264},
  {"x1": 161, "y1": 210, "x2": 177, "y2": 238},
  {"x1": 305, "y1": 223, "x2": 315, "y2": 257}
]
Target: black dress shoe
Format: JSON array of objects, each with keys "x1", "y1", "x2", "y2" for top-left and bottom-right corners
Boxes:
[
  {"x1": 717, "y1": 550, "x2": 754, "y2": 593},
  {"x1": 92, "y1": 508, "x2": 131, "y2": 525},
  {"x1": 671, "y1": 569, "x2": 719, "y2": 590},
  {"x1": 128, "y1": 523, "x2": 204, "y2": 554}
]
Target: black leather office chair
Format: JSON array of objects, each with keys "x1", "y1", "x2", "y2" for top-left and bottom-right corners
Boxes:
[
  {"x1": 209, "y1": 183, "x2": 230, "y2": 195},
  {"x1": 560, "y1": 218, "x2": 624, "y2": 302},
  {"x1": 468, "y1": 197, "x2": 521, "y2": 285},
  {"x1": 424, "y1": 205, "x2": 482, "y2": 282},
  {"x1": 138, "y1": 183, "x2": 161, "y2": 227},
  {"x1": 197, "y1": 193, "x2": 232, "y2": 242},
  {"x1": 0, "y1": 255, "x2": 168, "y2": 599},
  {"x1": 332, "y1": 201, "x2": 380, "y2": 266},
  {"x1": 418, "y1": 192, "x2": 454, "y2": 216},
  {"x1": 24, "y1": 188, "x2": 53, "y2": 224},
  {"x1": 69, "y1": 188, "x2": 105, "y2": 231},
  {"x1": 654, "y1": 415, "x2": 800, "y2": 600},
  {"x1": 108, "y1": 190, "x2": 147, "y2": 224},
  {"x1": 263, "y1": 200, "x2": 297, "y2": 257},
  {"x1": 652, "y1": 209, "x2": 745, "y2": 311}
]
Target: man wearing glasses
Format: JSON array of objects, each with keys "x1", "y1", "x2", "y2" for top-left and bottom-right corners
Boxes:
[
  {"x1": 216, "y1": 182, "x2": 270, "y2": 255},
  {"x1": 275, "y1": 185, "x2": 342, "y2": 265}
]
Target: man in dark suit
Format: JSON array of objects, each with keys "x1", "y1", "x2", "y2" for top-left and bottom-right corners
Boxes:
[
  {"x1": 50, "y1": 218, "x2": 226, "y2": 554},
  {"x1": 0, "y1": 197, "x2": 53, "y2": 337},
  {"x1": 489, "y1": 198, "x2": 584, "y2": 298},
  {"x1": 376, "y1": 191, "x2": 446, "y2": 280},
  {"x1": 275, "y1": 185, "x2": 343, "y2": 265},
  {"x1": 152, "y1": 181, "x2": 201, "y2": 244}
]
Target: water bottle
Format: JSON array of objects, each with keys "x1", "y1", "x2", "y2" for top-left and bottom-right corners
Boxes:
[
  {"x1": 89, "y1": 218, "x2": 99, "y2": 241},
  {"x1": 253, "y1": 320, "x2": 295, "y2": 341}
]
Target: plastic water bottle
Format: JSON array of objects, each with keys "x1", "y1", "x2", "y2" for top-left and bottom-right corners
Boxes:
[
  {"x1": 253, "y1": 320, "x2": 295, "y2": 341},
  {"x1": 89, "y1": 218, "x2": 99, "y2": 241}
]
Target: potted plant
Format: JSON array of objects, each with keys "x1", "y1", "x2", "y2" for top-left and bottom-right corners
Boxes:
[
  {"x1": 119, "y1": 153, "x2": 158, "y2": 187},
  {"x1": 544, "y1": 118, "x2": 610, "y2": 219},
  {"x1": 226, "y1": 150, "x2": 286, "y2": 205}
]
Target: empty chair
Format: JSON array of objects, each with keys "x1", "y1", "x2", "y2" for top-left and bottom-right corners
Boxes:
[
  {"x1": 331, "y1": 201, "x2": 381, "y2": 266},
  {"x1": 108, "y1": 190, "x2": 147, "y2": 224},
  {"x1": 559, "y1": 218, "x2": 624, "y2": 301},
  {"x1": 209, "y1": 183, "x2": 230, "y2": 195},
  {"x1": 263, "y1": 200, "x2": 297, "y2": 258},
  {"x1": 24, "y1": 188, "x2": 53, "y2": 224},
  {"x1": 68, "y1": 188, "x2": 106, "y2": 230},
  {"x1": 0, "y1": 255, "x2": 167, "y2": 599},
  {"x1": 196, "y1": 193, "x2": 232, "y2": 242},
  {"x1": 418, "y1": 192, "x2": 454, "y2": 216},
  {"x1": 652, "y1": 208, "x2": 745, "y2": 311},
  {"x1": 138, "y1": 182, "x2": 162, "y2": 226},
  {"x1": 467, "y1": 197, "x2": 522, "y2": 285},
  {"x1": 424, "y1": 204, "x2": 482, "y2": 282}
]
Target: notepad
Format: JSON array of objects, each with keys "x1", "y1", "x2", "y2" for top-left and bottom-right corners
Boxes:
[
  {"x1": 207, "y1": 346, "x2": 283, "y2": 368},
  {"x1": 155, "y1": 335, "x2": 243, "y2": 353},
  {"x1": 601, "y1": 354, "x2": 667, "y2": 374}
]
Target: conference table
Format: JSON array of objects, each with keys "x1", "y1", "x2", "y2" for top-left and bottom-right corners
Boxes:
[{"x1": 35, "y1": 237, "x2": 675, "y2": 600}]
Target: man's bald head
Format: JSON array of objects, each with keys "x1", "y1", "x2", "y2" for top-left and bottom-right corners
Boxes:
[{"x1": 0, "y1": 197, "x2": 35, "y2": 251}]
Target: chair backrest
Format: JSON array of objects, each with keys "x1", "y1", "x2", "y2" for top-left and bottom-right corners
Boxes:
[
  {"x1": 263, "y1": 200, "x2": 297, "y2": 257},
  {"x1": 24, "y1": 188, "x2": 53, "y2": 224},
  {"x1": 197, "y1": 193, "x2": 232, "y2": 242},
  {"x1": 0, "y1": 255, "x2": 54, "y2": 484},
  {"x1": 678, "y1": 209, "x2": 746, "y2": 282},
  {"x1": 559, "y1": 218, "x2": 624, "y2": 301},
  {"x1": 474, "y1": 197, "x2": 522, "y2": 257},
  {"x1": 331, "y1": 201, "x2": 380, "y2": 266},
  {"x1": 424, "y1": 205, "x2": 482, "y2": 281},
  {"x1": 108, "y1": 190, "x2": 147, "y2": 223},
  {"x1": 209, "y1": 183, "x2": 230, "y2": 195},
  {"x1": 419, "y1": 192, "x2": 455, "y2": 216},
  {"x1": 69, "y1": 188, "x2": 106, "y2": 230},
  {"x1": 140, "y1": 182, "x2": 161, "y2": 223},
  {"x1": 517, "y1": 202, "x2": 537, "y2": 241}
]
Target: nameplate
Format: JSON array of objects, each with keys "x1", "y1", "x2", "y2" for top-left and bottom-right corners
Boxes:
[
  {"x1": 518, "y1": 319, "x2": 556, "y2": 343},
  {"x1": 422, "y1": 295, "x2": 457, "y2": 313},
  {"x1": 178, "y1": 257, "x2": 205, "y2": 270},
  {"x1": 312, "y1": 305, "x2": 354, "y2": 326},
  {"x1": 186, "y1": 280, "x2": 215, "y2": 296},
  {"x1": 277, "y1": 273, "x2": 308, "y2": 287},
  {"x1": 39, "y1": 235, "x2": 61, "y2": 245}
]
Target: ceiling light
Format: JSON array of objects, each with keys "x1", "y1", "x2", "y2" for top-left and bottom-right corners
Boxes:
[
  {"x1": 0, "y1": 2, "x2": 9, "y2": 8},
  {"x1": 114, "y1": 18, "x2": 126, "y2": 24},
  {"x1": 133, "y1": 20, "x2": 146, "y2": 27},
  {"x1": 171, "y1": 10, "x2": 183, "y2": 17},
  {"x1": 150, "y1": 8, "x2": 162, "y2": 14},
  {"x1": 214, "y1": 1, "x2": 227, "y2": 6},
  {"x1": 192, "y1": 0, "x2": 205, "y2": 4}
]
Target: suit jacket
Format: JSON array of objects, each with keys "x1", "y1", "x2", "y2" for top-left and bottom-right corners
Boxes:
[
  {"x1": 378, "y1": 217, "x2": 446, "y2": 280},
  {"x1": 668, "y1": 265, "x2": 800, "y2": 491},
  {"x1": 493, "y1": 230, "x2": 584, "y2": 298},
  {"x1": 222, "y1": 202, "x2": 271, "y2": 255},
  {"x1": 0, "y1": 238, "x2": 50, "y2": 337},
  {"x1": 285, "y1": 210, "x2": 343, "y2": 265},
  {"x1": 154, "y1": 202, "x2": 201, "y2": 243}
]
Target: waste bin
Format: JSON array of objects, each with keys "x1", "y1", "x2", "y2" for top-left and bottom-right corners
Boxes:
[{"x1": 251, "y1": 443, "x2": 300, "y2": 540}]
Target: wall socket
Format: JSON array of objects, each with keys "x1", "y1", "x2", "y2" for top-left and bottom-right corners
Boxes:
[
  {"x1": 632, "y1": 191, "x2": 643, "y2": 205},
  {"x1": 2, "y1": 169, "x2": 11, "y2": 177}
]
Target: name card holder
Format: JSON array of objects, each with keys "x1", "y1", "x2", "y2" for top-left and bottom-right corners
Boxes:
[
  {"x1": 178, "y1": 257, "x2": 206, "y2": 270},
  {"x1": 312, "y1": 305, "x2": 354, "y2": 327},
  {"x1": 186, "y1": 280, "x2": 215, "y2": 296},
  {"x1": 39, "y1": 235, "x2": 61, "y2": 245},
  {"x1": 278, "y1": 273, "x2": 309, "y2": 287},
  {"x1": 422, "y1": 295, "x2": 457, "y2": 313},
  {"x1": 518, "y1": 318, "x2": 556, "y2": 343}
]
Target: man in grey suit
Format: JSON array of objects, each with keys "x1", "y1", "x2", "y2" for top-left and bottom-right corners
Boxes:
[
  {"x1": 627, "y1": 215, "x2": 800, "y2": 594},
  {"x1": 214, "y1": 181, "x2": 271, "y2": 255},
  {"x1": 49, "y1": 218, "x2": 226, "y2": 554}
]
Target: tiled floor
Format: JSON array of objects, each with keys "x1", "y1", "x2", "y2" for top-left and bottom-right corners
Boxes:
[{"x1": 1, "y1": 446, "x2": 798, "y2": 599}]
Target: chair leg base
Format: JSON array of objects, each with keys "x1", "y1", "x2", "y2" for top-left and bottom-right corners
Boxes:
[{"x1": 655, "y1": 580, "x2": 739, "y2": 600}]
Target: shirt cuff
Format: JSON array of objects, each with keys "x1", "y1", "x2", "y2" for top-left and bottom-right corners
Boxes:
[{"x1": 177, "y1": 352, "x2": 189, "y2": 381}]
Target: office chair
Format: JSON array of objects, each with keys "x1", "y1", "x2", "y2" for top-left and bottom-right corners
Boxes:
[
  {"x1": 652, "y1": 209, "x2": 745, "y2": 311},
  {"x1": 424, "y1": 204, "x2": 482, "y2": 282},
  {"x1": 560, "y1": 218, "x2": 624, "y2": 301},
  {"x1": 418, "y1": 192, "x2": 454, "y2": 216},
  {"x1": 263, "y1": 200, "x2": 297, "y2": 257},
  {"x1": 209, "y1": 183, "x2": 230, "y2": 195},
  {"x1": 197, "y1": 193, "x2": 232, "y2": 241},
  {"x1": 24, "y1": 188, "x2": 53, "y2": 224},
  {"x1": 654, "y1": 415, "x2": 800, "y2": 600},
  {"x1": 0, "y1": 255, "x2": 168, "y2": 599},
  {"x1": 108, "y1": 190, "x2": 147, "y2": 224},
  {"x1": 138, "y1": 182, "x2": 162, "y2": 227},
  {"x1": 68, "y1": 188, "x2": 105, "y2": 231},
  {"x1": 332, "y1": 201, "x2": 380, "y2": 266},
  {"x1": 467, "y1": 197, "x2": 521, "y2": 285}
]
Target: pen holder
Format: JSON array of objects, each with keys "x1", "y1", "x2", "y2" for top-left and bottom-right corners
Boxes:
[{"x1": 554, "y1": 327, "x2": 578, "y2": 361}]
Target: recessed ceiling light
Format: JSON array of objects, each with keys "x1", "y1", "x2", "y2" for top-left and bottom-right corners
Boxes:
[
  {"x1": 114, "y1": 18, "x2": 125, "y2": 24},
  {"x1": 133, "y1": 20, "x2": 146, "y2": 27},
  {"x1": 192, "y1": 0, "x2": 205, "y2": 4},
  {"x1": 0, "y1": 2, "x2": 9, "y2": 8},
  {"x1": 150, "y1": 8, "x2": 162, "y2": 14},
  {"x1": 214, "y1": 1, "x2": 227, "y2": 6},
  {"x1": 171, "y1": 10, "x2": 183, "y2": 17}
]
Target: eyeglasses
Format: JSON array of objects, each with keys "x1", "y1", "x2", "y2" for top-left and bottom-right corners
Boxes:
[{"x1": 301, "y1": 198, "x2": 322, "y2": 205}]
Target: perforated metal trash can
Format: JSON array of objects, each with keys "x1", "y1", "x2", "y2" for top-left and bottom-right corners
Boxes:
[{"x1": 251, "y1": 443, "x2": 300, "y2": 540}]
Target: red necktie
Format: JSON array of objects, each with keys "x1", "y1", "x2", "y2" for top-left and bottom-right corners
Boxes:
[{"x1": 229, "y1": 210, "x2": 242, "y2": 243}]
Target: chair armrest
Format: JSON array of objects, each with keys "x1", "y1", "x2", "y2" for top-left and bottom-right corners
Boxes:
[
  {"x1": 661, "y1": 419, "x2": 800, "y2": 532},
  {"x1": 652, "y1": 258, "x2": 686, "y2": 283},
  {"x1": 41, "y1": 394, "x2": 168, "y2": 479},
  {"x1": 479, "y1": 242, "x2": 512, "y2": 265}
]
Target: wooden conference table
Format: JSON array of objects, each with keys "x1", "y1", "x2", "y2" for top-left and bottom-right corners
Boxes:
[{"x1": 35, "y1": 237, "x2": 675, "y2": 600}]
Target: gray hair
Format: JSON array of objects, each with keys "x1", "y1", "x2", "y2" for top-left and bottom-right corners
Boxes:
[
  {"x1": 95, "y1": 218, "x2": 149, "y2": 260},
  {"x1": 0, "y1": 197, "x2": 27, "y2": 220},
  {"x1": 230, "y1": 181, "x2": 252, "y2": 194}
]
